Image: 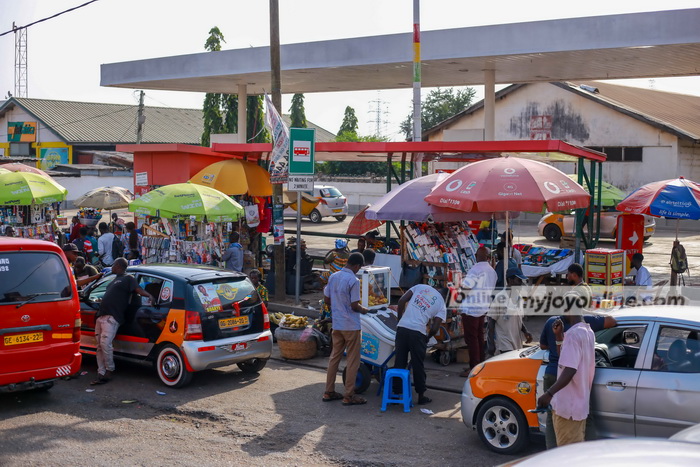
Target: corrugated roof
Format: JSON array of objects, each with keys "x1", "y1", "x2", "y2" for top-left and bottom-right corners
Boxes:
[
  {"x1": 425, "y1": 81, "x2": 700, "y2": 143},
  {"x1": 558, "y1": 81, "x2": 700, "y2": 142},
  {"x1": 0, "y1": 97, "x2": 336, "y2": 145}
]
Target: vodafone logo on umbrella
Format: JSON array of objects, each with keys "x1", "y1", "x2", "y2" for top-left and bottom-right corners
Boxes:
[
  {"x1": 503, "y1": 167, "x2": 516, "y2": 175},
  {"x1": 445, "y1": 180, "x2": 463, "y2": 192},
  {"x1": 543, "y1": 181, "x2": 561, "y2": 194}
]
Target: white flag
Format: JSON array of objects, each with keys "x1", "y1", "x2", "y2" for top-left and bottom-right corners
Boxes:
[{"x1": 264, "y1": 94, "x2": 290, "y2": 184}]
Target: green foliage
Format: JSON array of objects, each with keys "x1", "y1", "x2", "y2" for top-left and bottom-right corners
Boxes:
[
  {"x1": 202, "y1": 93, "x2": 222, "y2": 147},
  {"x1": 400, "y1": 87, "x2": 476, "y2": 140},
  {"x1": 204, "y1": 27, "x2": 225, "y2": 52},
  {"x1": 289, "y1": 94, "x2": 307, "y2": 128},
  {"x1": 319, "y1": 131, "x2": 389, "y2": 175},
  {"x1": 338, "y1": 106, "x2": 358, "y2": 135},
  {"x1": 222, "y1": 94, "x2": 238, "y2": 134},
  {"x1": 247, "y1": 95, "x2": 269, "y2": 143}
]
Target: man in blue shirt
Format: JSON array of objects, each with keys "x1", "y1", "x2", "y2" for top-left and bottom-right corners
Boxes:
[
  {"x1": 322, "y1": 252, "x2": 369, "y2": 406},
  {"x1": 221, "y1": 232, "x2": 244, "y2": 272},
  {"x1": 539, "y1": 263, "x2": 617, "y2": 449}
]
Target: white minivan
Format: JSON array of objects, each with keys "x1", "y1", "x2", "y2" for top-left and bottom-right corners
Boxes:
[{"x1": 284, "y1": 185, "x2": 348, "y2": 223}]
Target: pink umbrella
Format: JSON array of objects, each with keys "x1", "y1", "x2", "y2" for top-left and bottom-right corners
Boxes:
[
  {"x1": 0, "y1": 162, "x2": 51, "y2": 178},
  {"x1": 425, "y1": 156, "x2": 591, "y2": 285}
]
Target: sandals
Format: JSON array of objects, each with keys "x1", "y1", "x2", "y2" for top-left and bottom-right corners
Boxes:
[
  {"x1": 342, "y1": 395, "x2": 367, "y2": 406},
  {"x1": 322, "y1": 391, "x2": 344, "y2": 402}
]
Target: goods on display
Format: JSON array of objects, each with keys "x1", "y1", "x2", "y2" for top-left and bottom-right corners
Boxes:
[
  {"x1": 0, "y1": 204, "x2": 60, "y2": 241},
  {"x1": 78, "y1": 207, "x2": 102, "y2": 227},
  {"x1": 517, "y1": 244, "x2": 573, "y2": 267},
  {"x1": 278, "y1": 314, "x2": 309, "y2": 329},
  {"x1": 356, "y1": 266, "x2": 391, "y2": 310}
]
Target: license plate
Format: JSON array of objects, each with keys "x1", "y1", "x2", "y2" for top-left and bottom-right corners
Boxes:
[
  {"x1": 4, "y1": 332, "x2": 43, "y2": 346},
  {"x1": 333, "y1": 209, "x2": 343, "y2": 213},
  {"x1": 219, "y1": 316, "x2": 249, "y2": 329},
  {"x1": 645, "y1": 227, "x2": 654, "y2": 233}
]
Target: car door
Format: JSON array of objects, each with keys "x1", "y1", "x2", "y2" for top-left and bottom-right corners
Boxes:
[
  {"x1": 123, "y1": 273, "x2": 172, "y2": 357},
  {"x1": 590, "y1": 323, "x2": 649, "y2": 438},
  {"x1": 79, "y1": 275, "x2": 116, "y2": 350},
  {"x1": 635, "y1": 322, "x2": 700, "y2": 438}
]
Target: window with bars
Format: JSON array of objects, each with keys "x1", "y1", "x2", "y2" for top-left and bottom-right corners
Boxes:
[{"x1": 587, "y1": 146, "x2": 643, "y2": 162}]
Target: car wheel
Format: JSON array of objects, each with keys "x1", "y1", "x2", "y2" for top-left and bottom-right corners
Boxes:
[
  {"x1": 334, "y1": 215, "x2": 347, "y2": 222},
  {"x1": 476, "y1": 397, "x2": 529, "y2": 455},
  {"x1": 543, "y1": 224, "x2": 562, "y2": 242},
  {"x1": 237, "y1": 358, "x2": 268, "y2": 374},
  {"x1": 342, "y1": 363, "x2": 372, "y2": 394},
  {"x1": 309, "y1": 209, "x2": 322, "y2": 223},
  {"x1": 155, "y1": 344, "x2": 193, "y2": 388},
  {"x1": 643, "y1": 236, "x2": 651, "y2": 242}
]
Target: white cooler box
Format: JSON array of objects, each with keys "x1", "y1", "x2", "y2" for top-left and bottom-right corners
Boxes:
[{"x1": 360, "y1": 308, "x2": 398, "y2": 366}]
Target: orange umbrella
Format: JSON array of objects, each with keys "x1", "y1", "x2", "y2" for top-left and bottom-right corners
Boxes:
[
  {"x1": 0, "y1": 162, "x2": 51, "y2": 178},
  {"x1": 190, "y1": 159, "x2": 272, "y2": 196},
  {"x1": 346, "y1": 206, "x2": 384, "y2": 236}
]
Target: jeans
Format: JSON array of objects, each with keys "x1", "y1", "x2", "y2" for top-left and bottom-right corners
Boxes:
[
  {"x1": 393, "y1": 327, "x2": 428, "y2": 396},
  {"x1": 95, "y1": 315, "x2": 119, "y2": 376},
  {"x1": 325, "y1": 330, "x2": 361, "y2": 398}
]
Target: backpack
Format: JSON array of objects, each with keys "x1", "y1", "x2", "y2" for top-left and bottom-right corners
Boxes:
[
  {"x1": 111, "y1": 235, "x2": 125, "y2": 260},
  {"x1": 670, "y1": 242, "x2": 688, "y2": 274}
]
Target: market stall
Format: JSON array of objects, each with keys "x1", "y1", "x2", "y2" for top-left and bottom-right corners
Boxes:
[
  {"x1": 128, "y1": 182, "x2": 244, "y2": 266},
  {"x1": 0, "y1": 171, "x2": 67, "y2": 241}
]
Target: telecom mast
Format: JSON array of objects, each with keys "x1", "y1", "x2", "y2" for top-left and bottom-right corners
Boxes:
[{"x1": 14, "y1": 22, "x2": 28, "y2": 97}]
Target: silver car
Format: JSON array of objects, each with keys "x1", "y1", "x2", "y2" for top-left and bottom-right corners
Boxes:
[{"x1": 461, "y1": 306, "x2": 700, "y2": 454}]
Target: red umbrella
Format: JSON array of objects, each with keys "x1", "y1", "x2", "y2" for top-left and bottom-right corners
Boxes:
[
  {"x1": 425, "y1": 156, "x2": 590, "y2": 285},
  {"x1": 346, "y1": 205, "x2": 384, "y2": 236},
  {"x1": 0, "y1": 163, "x2": 51, "y2": 178},
  {"x1": 424, "y1": 156, "x2": 591, "y2": 213}
]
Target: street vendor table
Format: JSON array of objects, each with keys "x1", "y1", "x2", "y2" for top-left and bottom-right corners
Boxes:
[{"x1": 521, "y1": 255, "x2": 575, "y2": 278}]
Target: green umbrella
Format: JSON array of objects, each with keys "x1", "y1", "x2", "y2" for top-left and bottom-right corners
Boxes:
[
  {"x1": 567, "y1": 174, "x2": 626, "y2": 207},
  {"x1": 0, "y1": 171, "x2": 68, "y2": 205},
  {"x1": 129, "y1": 182, "x2": 244, "y2": 222}
]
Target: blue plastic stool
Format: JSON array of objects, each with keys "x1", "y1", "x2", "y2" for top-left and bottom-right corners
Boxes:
[{"x1": 381, "y1": 368, "x2": 413, "y2": 413}]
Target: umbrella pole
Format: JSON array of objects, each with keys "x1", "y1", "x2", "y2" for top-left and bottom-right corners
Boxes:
[
  {"x1": 676, "y1": 218, "x2": 680, "y2": 241},
  {"x1": 504, "y1": 211, "x2": 509, "y2": 288}
]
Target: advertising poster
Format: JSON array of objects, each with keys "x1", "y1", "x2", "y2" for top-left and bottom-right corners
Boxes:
[
  {"x1": 7, "y1": 122, "x2": 37, "y2": 142},
  {"x1": 195, "y1": 283, "x2": 223, "y2": 313},
  {"x1": 39, "y1": 147, "x2": 69, "y2": 170}
]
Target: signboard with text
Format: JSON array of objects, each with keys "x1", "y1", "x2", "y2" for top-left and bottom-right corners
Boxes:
[
  {"x1": 8, "y1": 121, "x2": 37, "y2": 142},
  {"x1": 287, "y1": 175, "x2": 314, "y2": 192},
  {"x1": 39, "y1": 147, "x2": 69, "y2": 170}
]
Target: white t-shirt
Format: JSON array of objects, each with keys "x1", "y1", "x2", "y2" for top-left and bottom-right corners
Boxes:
[
  {"x1": 488, "y1": 289, "x2": 524, "y2": 353},
  {"x1": 398, "y1": 284, "x2": 447, "y2": 335},
  {"x1": 634, "y1": 265, "x2": 652, "y2": 287},
  {"x1": 460, "y1": 261, "x2": 497, "y2": 317},
  {"x1": 510, "y1": 247, "x2": 523, "y2": 267},
  {"x1": 551, "y1": 321, "x2": 596, "y2": 421},
  {"x1": 97, "y1": 232, "x2": 115, "y2": 266}
]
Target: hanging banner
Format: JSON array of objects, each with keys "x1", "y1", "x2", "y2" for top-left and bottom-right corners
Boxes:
[{"x1": 264, "y1": 94, "x2": 290, "y2": 184}]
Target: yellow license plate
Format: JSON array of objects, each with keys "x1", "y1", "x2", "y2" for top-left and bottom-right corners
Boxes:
[
  {"x1": 219, "y1": 316, "x2": 249, "y2": 329},
  {"x1": 333, "y1": 209, "x2": 343, "y2": 213},
  {"x1": 646, "y1": 227, "x2": 654, "y2": 233},
  {"x1": 4, "y1": 332, "x2": 43, "y2": 346}
]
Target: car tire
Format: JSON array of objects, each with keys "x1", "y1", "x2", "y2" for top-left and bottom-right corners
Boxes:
[
  {"x1": 155, "y1": 344, "x2": 193, "y2": 388},
  {"x1": 309, "y1": 209, "x2": 322, "y2": 223},
  {"x1": 334, "y1": 215, "x2": 347, "y2": 222},
  {"x1": 237, "y1": 358, "x2": 268, "y2": 374},
  {"x1": 475, "y1": 397, "x2": 529, "y2": 455},
  {"x1": 341, "y1": 363, "x2": 372, "y2": 394},
  {"x1": 643, "y1": 236, "x2": 651, "y2": 242},
  {"x1": 543, "y1": 224, "x2": 562, "y2": 242}
]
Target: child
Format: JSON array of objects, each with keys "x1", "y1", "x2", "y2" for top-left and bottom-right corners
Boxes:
[{"x1": 249, "y1": 269, "x2": 268, "y2": 306}]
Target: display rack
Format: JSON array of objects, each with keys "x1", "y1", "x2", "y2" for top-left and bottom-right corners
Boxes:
[{"x1": 356, "y1": 266, "x2": 391, "y2": 310}]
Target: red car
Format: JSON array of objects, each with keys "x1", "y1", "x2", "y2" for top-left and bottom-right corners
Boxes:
[{"x1": 0, "y1": 238, "x2": 82, "y2": 392}]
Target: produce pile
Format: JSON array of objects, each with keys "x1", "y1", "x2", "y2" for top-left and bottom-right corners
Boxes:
[{"x1": 270, "y1": 313, "x2": 309, "y2": 329}]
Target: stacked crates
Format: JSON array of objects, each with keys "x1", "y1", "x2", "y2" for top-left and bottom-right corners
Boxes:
[{"x1": 585, "y1": 248, "x2": 625, "y2": 308}]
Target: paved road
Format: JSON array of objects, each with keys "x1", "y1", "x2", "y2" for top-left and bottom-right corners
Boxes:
[{"x1": 0, "y1": 356, "x2": 542, "y2": 466}]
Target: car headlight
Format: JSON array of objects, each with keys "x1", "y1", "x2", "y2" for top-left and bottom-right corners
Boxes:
[{"x1": 469, "y1": 363, "x2": 485, "y2": 378}]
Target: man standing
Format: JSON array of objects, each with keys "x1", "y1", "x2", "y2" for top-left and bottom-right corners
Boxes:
[
  {"x1": 91, "y1": 258, "x2": 155, "y2": 385},
  {"x1": 221, "y1": 232, "x2": 244, "y2": 272},
  {"x1": 62, "y1": 243, "x2": 104, "y2": 289},
  {"x1": 394, "y1": 285, "x2": 448, "y2": 405},
  {"x1": 487, "y1": 267, "x2": 532, "y2": 356},
  {"x1": 460, "y1": 247, "x2": 497, "y2": 376},
  {"x1": 537, "y1": 306, "x2": 596, "y2": 447},
  {"x1": 322, "y1": 252, "x2": 369, "y2": 405},
  {"x1": 97, "y1": 222, "x2": 115, "y2": 266},
  {"x1": 538, "y1": 263, "x2": 616, "y2": 448}
]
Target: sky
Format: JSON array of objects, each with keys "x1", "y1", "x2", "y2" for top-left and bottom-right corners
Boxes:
[{"x1": 1, "y1": 0, "x2": 699, "y2": 141}]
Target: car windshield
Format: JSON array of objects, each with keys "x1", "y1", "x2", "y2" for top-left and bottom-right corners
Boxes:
[
  {"x1": 320, "y1": 187, "x2": 342, "y2": 198},
  {"x1": 0, "y1": 252, "x2": 73, "y2": 303},
  {"x1": 191, "y1": 278, "x2": 260, "y2": 313}
]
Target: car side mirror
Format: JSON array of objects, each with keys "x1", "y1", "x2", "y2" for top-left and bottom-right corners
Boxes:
[{"x1": 623, "y1": 330, "x2": 640, "y2": 345}]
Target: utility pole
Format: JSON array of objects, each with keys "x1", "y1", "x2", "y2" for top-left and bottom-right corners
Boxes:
[
  {"x1": 367, "y1": 92, "x2": 389, "y2": 138},
  {"x1": 412, "y1": 0, "x2": 423, "y2": 177},
  {"x1": 136, "y1": 90, "x2": 145, "y2": 144},
  {"x1": 13, "y1": 22, "x2": 28, "y2": 98},
  {"x1": 270, "y1": 0, "x2": 286, "y2": 301}
]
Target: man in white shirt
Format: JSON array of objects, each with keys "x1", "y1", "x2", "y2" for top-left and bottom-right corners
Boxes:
[
  {"x1": 97, "y1": 222, "x2": 115, "y2": 266},
  {"x1": 630, "y1": 253, "x2": 653, "y2": 304},
  {"x1": 393, "y1": 284, "x2": 448, "y2": 405},
  {"x1": 536, "y1": 309, "x2": 596, "y2": 446},
  {"x1": 459, "y1": 246, "x2": 497, "y2": 376},
  {"x1": 487, "y1": 267, "x2": 532, "y2": 356}
]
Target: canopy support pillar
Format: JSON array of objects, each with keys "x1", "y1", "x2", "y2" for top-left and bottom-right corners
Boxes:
[
  {"x1": 484, "y1": 69, "x2": 496, "y2": 140},
  {"x1": 238, "y1": 84, "x2": 247, "y2": 143}
]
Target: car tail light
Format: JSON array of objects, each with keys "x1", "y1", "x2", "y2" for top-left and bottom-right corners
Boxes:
[
  {"x1": 343, "y1": 197, "x2": 347, "y2": 205},
  {"x1": 72, "y1": 313, "x2": 81, "y2": 343},
  {"x1": 184, "y1": 310, "x2": 203, "y2": 340},
  {"x1": 318, "y1": 198, "x2": 328, "y2": 205},
  {"x1": 262, "y1": 303, "x2": 270, "y2": 330}
]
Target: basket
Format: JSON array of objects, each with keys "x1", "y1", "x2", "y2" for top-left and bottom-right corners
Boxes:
[
  {"x1": 275, "y1": 327, "x2": 317, "y2": 360},
  {"x1": 79, "y1": 217, "x2": 100, "y2": 227}
]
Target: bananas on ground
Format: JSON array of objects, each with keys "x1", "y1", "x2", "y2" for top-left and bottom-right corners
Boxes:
[
  {"x1": 279, "y1": 314, "x2": 308, "y2": 329},
  {"x1": 270, "y1": 312, "x2": 285, "y2": 325}
]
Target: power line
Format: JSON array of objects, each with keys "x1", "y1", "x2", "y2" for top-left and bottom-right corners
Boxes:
[{"x1": 0, "y1": 0, "x2": 101, "y2": 38}]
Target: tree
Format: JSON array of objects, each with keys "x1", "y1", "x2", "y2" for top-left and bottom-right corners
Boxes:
[
  {"x1": 317, "y1": 131, "x2": 389, "y2": 176},
  {"x1": 246, "y1": 95, "x2": 269, "y2": 143},
  {"x1": 337, "y1": 106, "x2": 358, "y2": 137},
  {"x1": 201, "y1": 27, "x2": 226, "y2": 146},
  {"x1": 289, "y1": 94, "x2": 307, "y2": 128},
  {"x1": 399, "y1": 87, "x2": 476, "y2": 140}
]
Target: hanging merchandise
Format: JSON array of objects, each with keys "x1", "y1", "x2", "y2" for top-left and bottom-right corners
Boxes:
[{"x1": 245, "y1": 205, "x2": 260, "y2": 228}]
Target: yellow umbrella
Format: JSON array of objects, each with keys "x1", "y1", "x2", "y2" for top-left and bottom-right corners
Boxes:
[{"x1": 190, "y1": 159, "x2": 272, "y2": 197}]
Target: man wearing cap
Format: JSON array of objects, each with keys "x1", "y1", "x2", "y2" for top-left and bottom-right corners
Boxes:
[
  {"x1": 221, "y1": 232, "x2": 244, "y2": 272},
  {"x1": 62, "y1": 243, "x2": 104, "y2": 289},
  {"x1": 487, "y1": 267, "x2": 532, "y2": 356}
]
